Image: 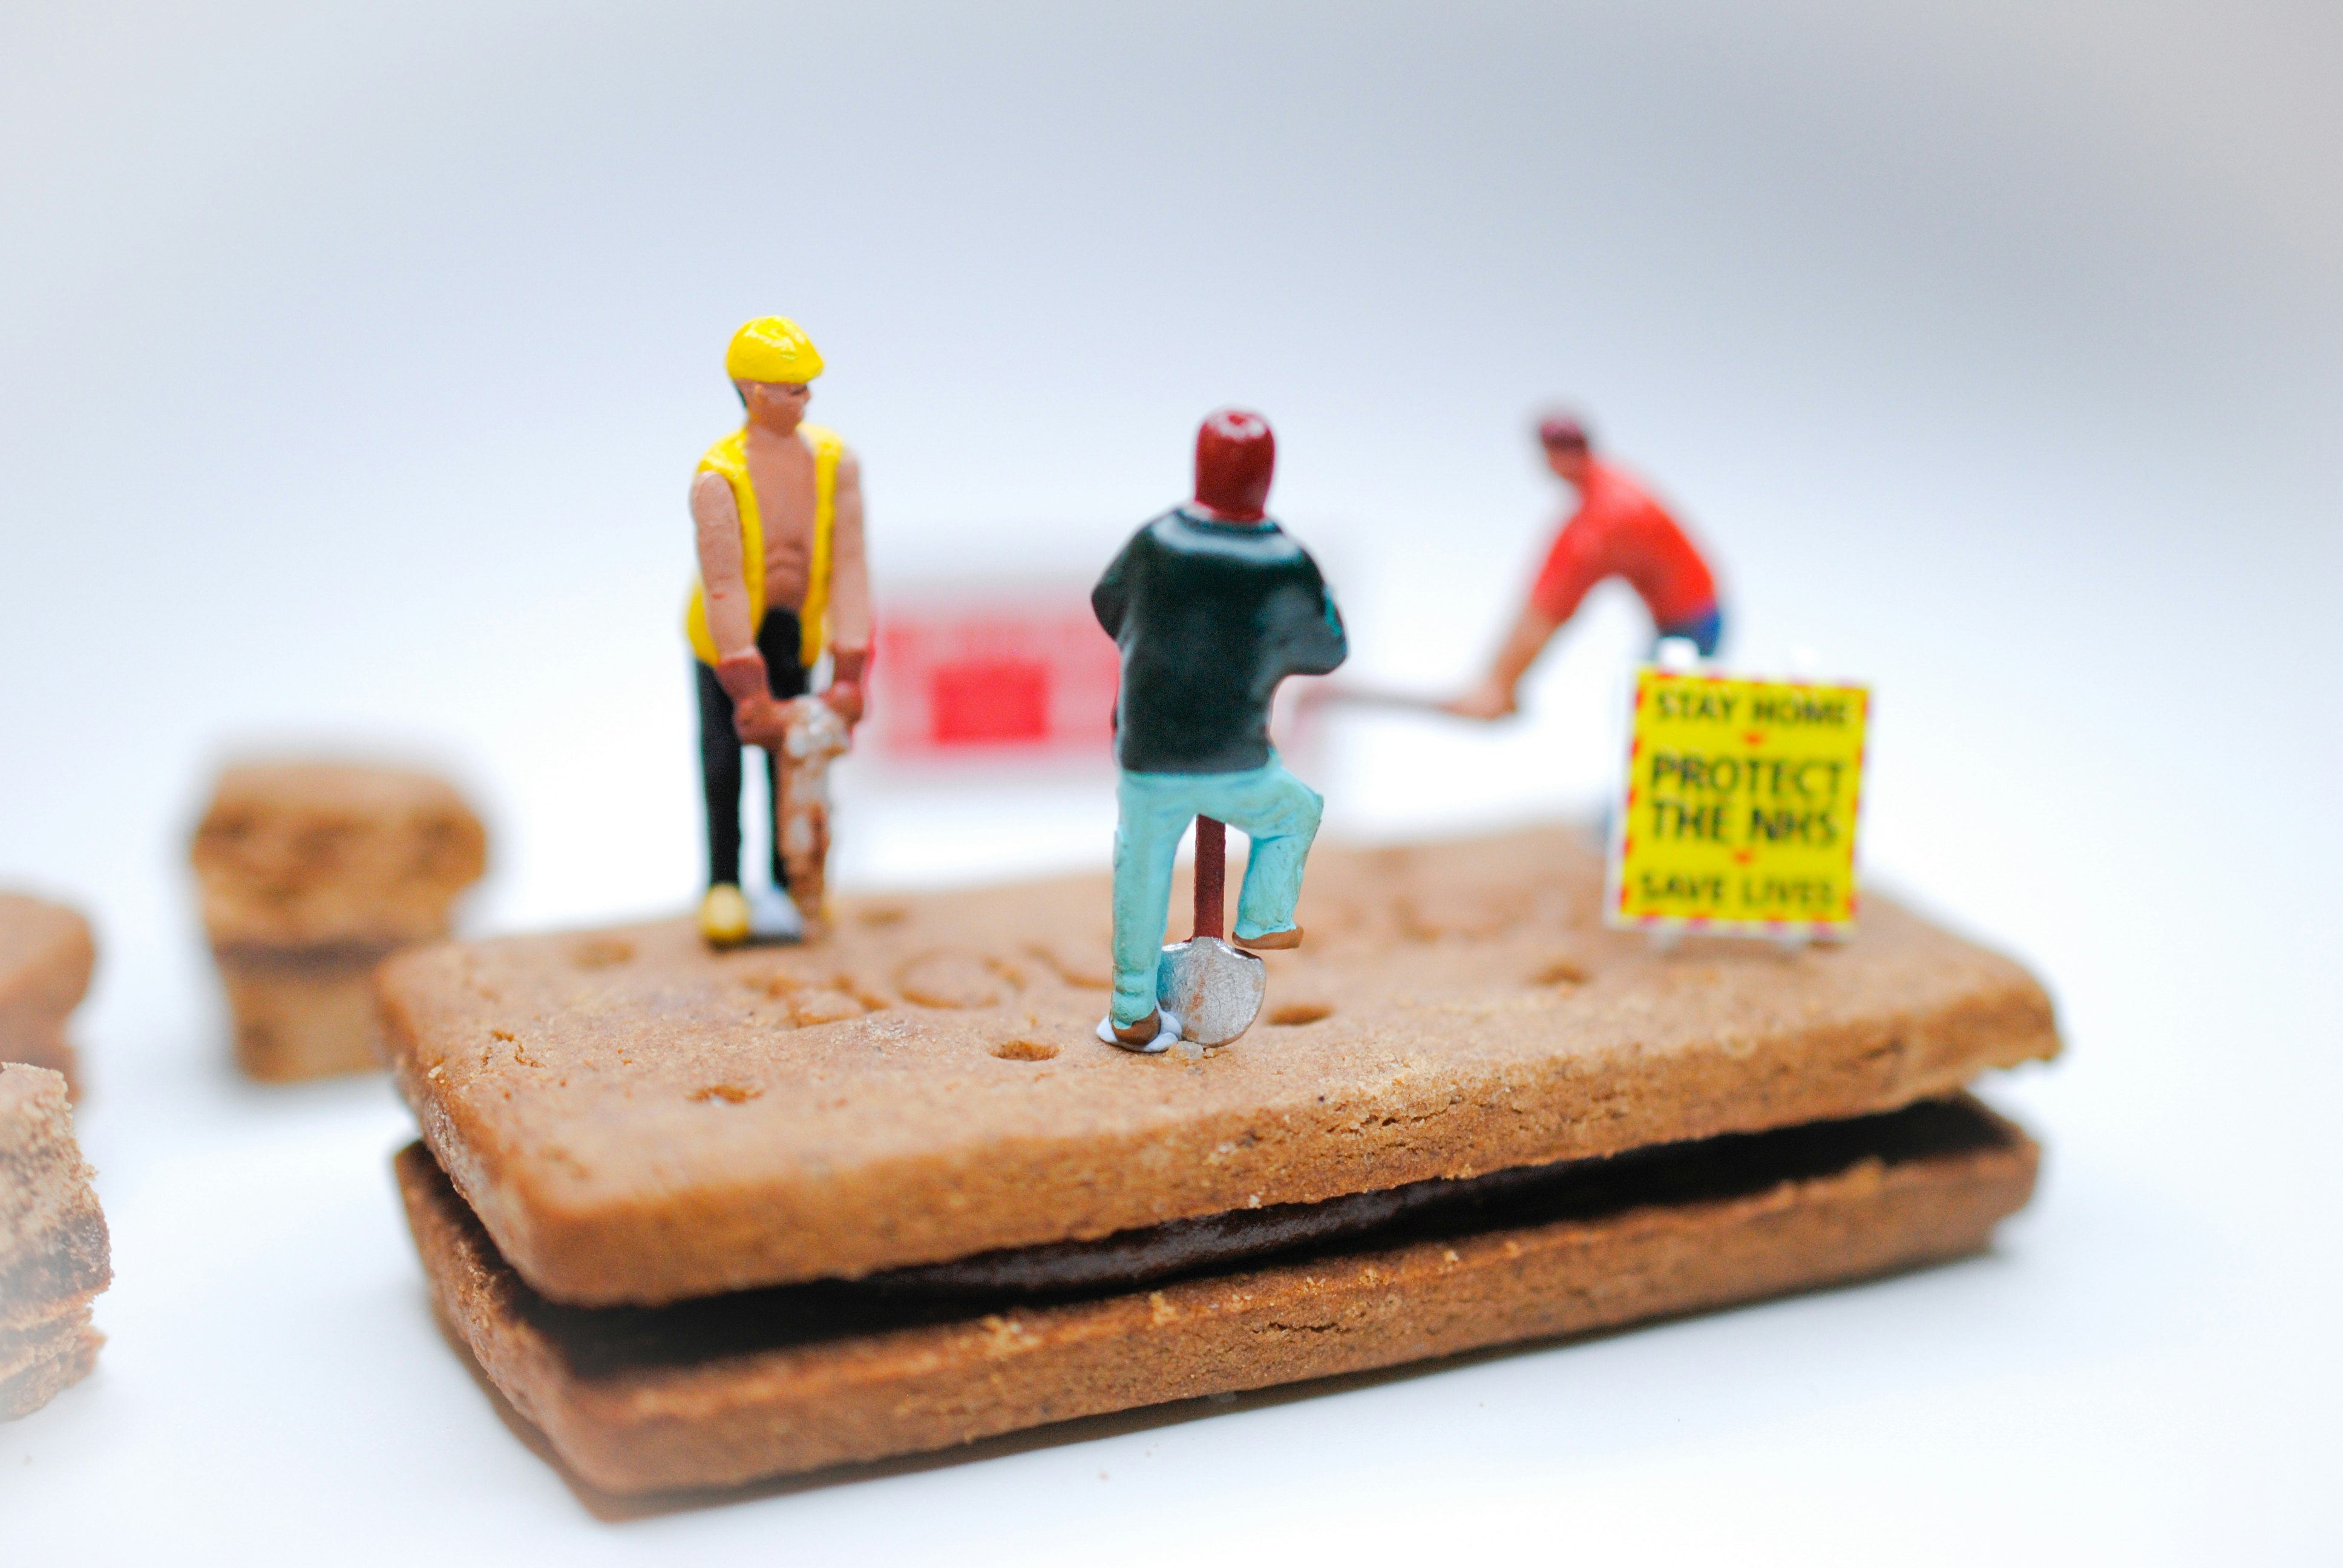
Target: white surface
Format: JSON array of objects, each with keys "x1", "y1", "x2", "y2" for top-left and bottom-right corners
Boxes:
[{"x1": 3, "y1": 1, "x2": 2339, "y2": 1561}]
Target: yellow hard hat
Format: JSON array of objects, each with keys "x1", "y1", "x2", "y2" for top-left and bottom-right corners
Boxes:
[{"x1": 725, "y1": 317, "x2": 824, "y2": 384}]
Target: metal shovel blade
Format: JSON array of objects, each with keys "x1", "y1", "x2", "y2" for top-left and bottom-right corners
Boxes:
[{"x1": 1156, "y1": 936, "x2": 1266, "y2": 1046}]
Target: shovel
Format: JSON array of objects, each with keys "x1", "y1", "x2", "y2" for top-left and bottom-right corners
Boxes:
[{"x1": 1156, "y1": 817, "x2": 1267, "y2": 1046}]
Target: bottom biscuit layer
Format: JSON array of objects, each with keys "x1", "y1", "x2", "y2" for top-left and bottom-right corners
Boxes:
[
  {"x1": 0, "y1": 1323, "x2": 101, "y2": 1420},
  {"x1": 396, "y1": 1096, "x2": 2039, "y2": 1496},
  {"x1": 214, "y1": 946, "x2": 399, "y2": 1082},
  {"x1": 0, "y1": 1300, "x2": 92, "y2": 1380}
]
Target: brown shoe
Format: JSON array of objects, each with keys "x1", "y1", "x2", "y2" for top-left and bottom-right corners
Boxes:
[
  {"x1": 1110, "y1": 1009, "x2": 1166, "y2": 1048},
  {"x1": 1234, "y1": 925, "x2": 1303, "y2": 951}
]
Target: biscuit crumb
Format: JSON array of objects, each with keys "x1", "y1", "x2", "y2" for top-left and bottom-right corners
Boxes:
[{"x1": 978, "y1": 1313, "x2": 1037, "y2": 1356}]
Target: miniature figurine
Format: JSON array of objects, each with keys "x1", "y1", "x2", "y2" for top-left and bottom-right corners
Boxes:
[
  {"x1": 686, "y1": 317, "x2": 871, "y2": 946},
  {"x1": 1090, "y1": 409, "x2": 1348, "y2": 1051},
  {"x1": 1446, "y1": 414, "x2": 1722, "y2": 720}
]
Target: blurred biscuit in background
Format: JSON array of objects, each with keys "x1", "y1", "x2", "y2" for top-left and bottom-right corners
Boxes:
[
  {"x1": 0, "y1": 893, "x2": 96, "y2": 1099},
  {"x1": 191, "y1": 760, "x2": 486, "y2": 1083}
]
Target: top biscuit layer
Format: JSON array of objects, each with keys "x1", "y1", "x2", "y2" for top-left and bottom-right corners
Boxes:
[
  {"x1": 379, "y1": 826, "x2": 2059, "y2": 1307},
  {"x1": 191, "y1": 761, "x2": 487, "y2": 948},
  {"x1": 0, "y1": 896, "x2": 94, "y2": 1025}
]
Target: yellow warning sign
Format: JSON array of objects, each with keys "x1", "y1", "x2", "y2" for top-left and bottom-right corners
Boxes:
[{"x1": 1608, "y1": 669, "x2": 1870, "y2": 934}]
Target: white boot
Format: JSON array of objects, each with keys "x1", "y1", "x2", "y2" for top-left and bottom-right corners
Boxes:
[
  {"x1": 1096, "y1": 1010, "x2": 1181, "y2": 1054},
  {"x1": 747, "y1": 885, "x2": 805, "y2": 944}
]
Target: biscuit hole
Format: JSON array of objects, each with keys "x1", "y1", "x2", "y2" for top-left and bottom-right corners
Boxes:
[
  {"x1": 788, "y1": 988, "x2": 867, "y2": 1027},
  {"x1": 1025, "y1": 942, "x2": 1112, "y2": 989},
  {"x1": 992, "y1": 1039, "x2": 1060, "y2": 1062},
  {"x1": 1533, "y1": 959, "x2": 1588, "y2": 986},
  {"x1": 571, "y1": 936, "x2": 634, "y2": 970},
  {"x1": 1268, "y1": 1003, "x2": 1333, "y2": 1027},
  {"x1": 859, "y1": 903, "x2": 911, "y2": 927},
  {"x1": 898, "y1": 950, "x2": 1008, "y2": 1008},
  {"x1": 689, "y1": 1083, "x2": 761, "y2": 1103}
]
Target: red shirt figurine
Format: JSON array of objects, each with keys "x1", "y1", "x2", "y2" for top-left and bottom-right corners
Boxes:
[{"x1": 1449, "y1": 414, "x2": 1723, "y2": 720}]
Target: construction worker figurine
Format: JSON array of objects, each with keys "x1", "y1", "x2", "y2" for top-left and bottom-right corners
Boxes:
[
  {"x1": 1091, "y1": 410, "x2": 1348, "y2": 1051},
  {"x1": 687, "y1": 317, "x2": 871, "y2": 946},
  {"x1": 1447, "y1": 413, "x2": 1723, "y2": 720}
]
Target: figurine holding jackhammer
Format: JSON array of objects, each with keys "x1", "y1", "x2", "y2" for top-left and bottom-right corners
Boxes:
[
  {"x1": 1090, "y1": 409, "x2": 1348, "y2": 1052},
  {"x1": 686, "y1": 317, "x2": 870, "y2": 946}
]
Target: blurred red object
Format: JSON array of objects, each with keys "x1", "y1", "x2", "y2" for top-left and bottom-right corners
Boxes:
[{"x1": 872, "y1": 595, "x2": 1121, "y2": 757}]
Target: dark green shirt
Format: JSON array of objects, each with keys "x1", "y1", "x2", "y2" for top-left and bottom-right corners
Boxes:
[{"x1": 1092, "y1": 508, "x2": 1348, "y2": 774}]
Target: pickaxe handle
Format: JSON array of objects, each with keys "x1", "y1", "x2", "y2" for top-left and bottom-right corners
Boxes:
[{"x1": 1193, "y1": 817, "x2": 1226, "y2": 940}]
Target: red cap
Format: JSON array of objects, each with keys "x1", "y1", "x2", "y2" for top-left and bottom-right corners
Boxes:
[
  {"x1": 1537, "y1": 414, "x2": 1590, "y2": 450},
  {"x1": 1194, "y1": 408, "x2": 1276, "y2": 522}
]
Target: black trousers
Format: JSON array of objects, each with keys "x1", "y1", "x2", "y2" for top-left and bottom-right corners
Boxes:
[{"x1": 696, "y1": 609, "x2": 810, "y2": 890}]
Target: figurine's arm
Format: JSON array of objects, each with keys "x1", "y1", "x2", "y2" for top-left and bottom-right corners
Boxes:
[
  {"x1": 1277, "y1": 572, "x2": 1349, "y2": 679},
  {"x1": 693, "y1": 471, "x2": 786, "y2": 744},
  {"x1": 1446, "y1": 602, "x2": 1563, "y2": 720},
  {"x1": 822, "y1": 450, "x2": 872, "y2": 725},
  {"x1": 1091, "y1": 534, "x2": 1140, "y2": 639},
  {"x1": 694, "y1": 471, "x2": 758, "y2": 659},
  {"x1": 1447, "y1": 517, "x2": 1596, "y2": 721}
]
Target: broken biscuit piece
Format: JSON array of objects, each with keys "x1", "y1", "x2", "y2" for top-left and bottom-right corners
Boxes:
[
  {"x1": 193, "y1": 760, "x2": 487, "y2": 1082},
  {"x1": 1, "y1": 1063, "x2": 110, "y2": 1419}
]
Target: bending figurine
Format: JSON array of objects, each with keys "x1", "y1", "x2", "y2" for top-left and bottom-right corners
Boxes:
[
  {"x1": 1448, "y1": 414, "x2": 1722, "y2": 720},
  {"x1": 1091, "y1": 410, "x2": 1348, "y2": 1050},
  {"x1": 686, "y1": 317, "x2": 871, "y2": 946}
]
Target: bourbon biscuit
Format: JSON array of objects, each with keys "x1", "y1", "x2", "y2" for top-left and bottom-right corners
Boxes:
[{"x1": 191, "y1": 759, "x2": 487, "y2": 1081}]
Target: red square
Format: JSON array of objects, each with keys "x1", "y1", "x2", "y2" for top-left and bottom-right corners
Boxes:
[
  {"x1": 873, "y1": 594, "x2": 1121, "y2": 758},
  {"x1": 931, "y1": 659, "x2": 1052, "y2": 745}
]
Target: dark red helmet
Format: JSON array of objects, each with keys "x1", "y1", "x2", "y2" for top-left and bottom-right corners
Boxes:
[
  {"x1": 1194, "y1": 407, "x2": 1276, "y2": 521},
  {"x1": 1537, "y1": 413, "x2": 1590, "y2": 451}
]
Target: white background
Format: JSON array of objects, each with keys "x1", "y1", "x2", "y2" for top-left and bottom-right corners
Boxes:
[{"x1": 4, "y1": 1, "x2": 2339, "y2": 1560}]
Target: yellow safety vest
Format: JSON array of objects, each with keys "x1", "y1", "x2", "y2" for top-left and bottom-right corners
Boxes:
[{"x1": 684, "y1": 422, "x2": 842, "y2": 668}]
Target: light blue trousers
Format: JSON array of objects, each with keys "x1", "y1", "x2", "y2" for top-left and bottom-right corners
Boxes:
[{"x1": 1110, "y1": 756, "x2": 1324, "y2": 1027}]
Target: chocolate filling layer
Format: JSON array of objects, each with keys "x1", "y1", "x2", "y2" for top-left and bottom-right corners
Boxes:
[{"x1": 436, "y1": 1096, "x2": 2019, "y2": 1379}]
